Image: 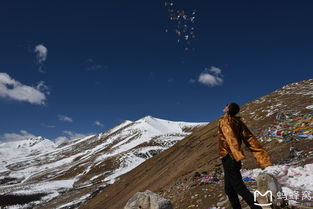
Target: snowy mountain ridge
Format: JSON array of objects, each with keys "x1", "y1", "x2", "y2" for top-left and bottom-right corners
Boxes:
[
  {"x1": 0, "y1": 115, "x2": 207, "y2": 209},
  {"x1": 0, "y1": 136, "x2": 55, "y2": 166}
]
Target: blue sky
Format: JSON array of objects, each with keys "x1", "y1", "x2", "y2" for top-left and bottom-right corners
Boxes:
[{"x1": 1, "y1": 0, "x2": 313, "y2": 141}]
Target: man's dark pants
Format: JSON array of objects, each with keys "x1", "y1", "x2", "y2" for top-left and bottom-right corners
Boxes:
[{"x1": 222, "y1": 154, "x2": 262, "y2": 209}]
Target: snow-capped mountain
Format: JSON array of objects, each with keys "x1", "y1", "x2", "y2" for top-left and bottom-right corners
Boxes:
[
  {"x1": 0, "y1": 136, "x2": 55, "y2": 165},
  {"x1": 0, "y1": 116, "x2": 207, "y2": 209}
]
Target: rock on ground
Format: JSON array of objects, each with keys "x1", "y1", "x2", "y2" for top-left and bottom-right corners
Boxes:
[
  {"x1": 124, "y1": 190, "x2": 173, "y2": 209},
  {"x1": 256, "y1": 173, "x2": 287, "y2": 208}
]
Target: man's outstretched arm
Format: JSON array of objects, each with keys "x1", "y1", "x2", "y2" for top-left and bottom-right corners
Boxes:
[{"x1": 241, "y1": 123, "x2": 272, "y2": 168}]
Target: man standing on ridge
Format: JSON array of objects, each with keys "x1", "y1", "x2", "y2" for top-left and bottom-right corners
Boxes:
[{"x1": 218, "y1": 103, "x2": 272, "y2": 209}]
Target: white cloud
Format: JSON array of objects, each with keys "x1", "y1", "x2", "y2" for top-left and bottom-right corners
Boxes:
[
  {"x1": 209, "y1": 66, "x2": 222, "y2": 75},
  {"x1": 36, "y1": 81, "x2": 50, "y2": 95},
  {"x1": 198, "y1": 66, "x2": 223, "y2": 87},
  {"x1": 34, "y1": 44, "x2": 48, "y2": 63},
  {"x1": 58, "y1": 115, "x2": 73, "y2": 122},
  {"x1": 0, "y1": 72, "x2": 48, "y2": 105},
  {"x1": 54, "y1": 136, "x2": 68, "y2": 146},
  {"x1": 1, "y1": 130, "x2": 36, "y2": 141},
  {"x1": 94, "y1": 120, "x2": 104, "y2": 127},
  {"x1": 55, "y1": 130, "x2": 91, "y2": 145},
  {"x1": 34, "y1": 44, "x2": 48, "y2": 73}
]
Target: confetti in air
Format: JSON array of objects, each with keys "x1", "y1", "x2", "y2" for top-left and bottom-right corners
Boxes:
[{"x1": 164, "y1": 1, "x2": 197, "y2": 51}]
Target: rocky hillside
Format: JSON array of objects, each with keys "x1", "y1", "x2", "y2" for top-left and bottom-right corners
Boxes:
[
  {"x1": 79, "y1": 79, "x2": 313, "y2": 209},
  {"x1": 0, "y1": 117, "x2": 206, "y2": 209}
]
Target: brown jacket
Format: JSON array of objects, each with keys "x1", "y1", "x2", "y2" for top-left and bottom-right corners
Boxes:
[{"x1": 218, "y1": 114, "x2": 272, "y2": 169}]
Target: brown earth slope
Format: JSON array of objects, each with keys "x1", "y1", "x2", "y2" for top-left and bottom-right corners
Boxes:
[{"x1": 79, "y1": 79, "x2": 313, "y2": 209}]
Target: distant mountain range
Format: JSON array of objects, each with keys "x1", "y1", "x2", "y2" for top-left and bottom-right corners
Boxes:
[{"x1": 0, "y1": 115, "x2": 206, "y2": 208}]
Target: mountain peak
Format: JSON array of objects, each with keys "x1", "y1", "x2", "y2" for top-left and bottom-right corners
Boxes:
[
  {"x1": 21, "y1": 136, "x2": 54, "y2": 148},
  {"x1": 27, "y1": 136, "x2": 45, "y2": 141},
  {"x1": 140, "y1": 115, "x2": 155, "y2": 120}
]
